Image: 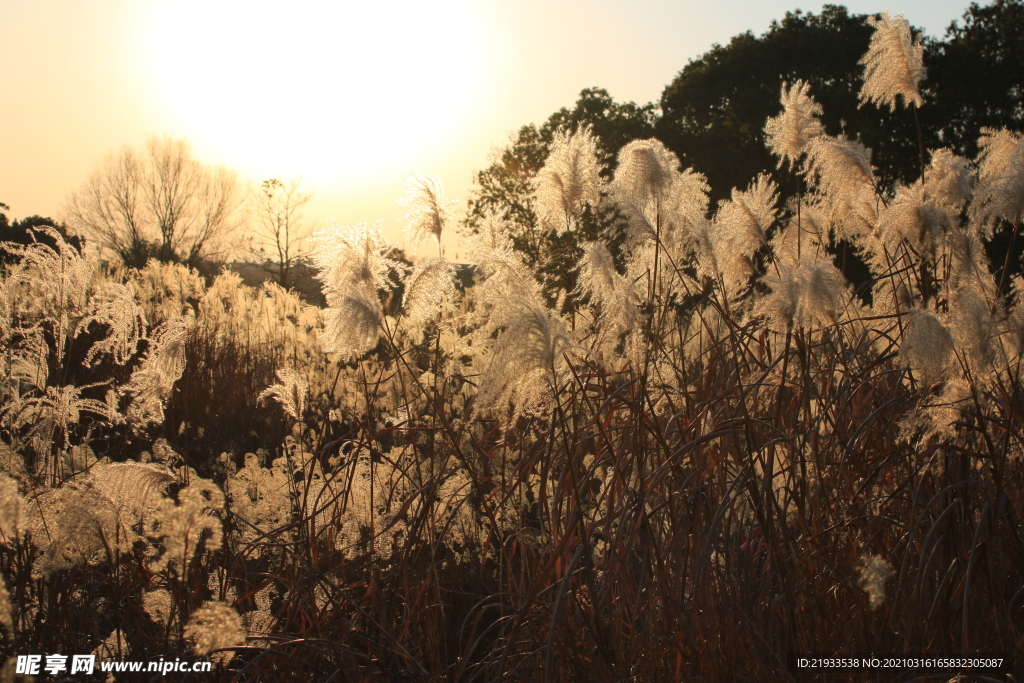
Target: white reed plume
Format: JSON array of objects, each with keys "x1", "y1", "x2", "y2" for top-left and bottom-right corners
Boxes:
[
  {"x1": 877, "y1": 183, "x2": 952, "y2": 261},
  {"x1": 312, "y1": 222, "x2": 400, "y2": 294},
  {"x1": 258, "y1": 365, "x2": 309, "y2": 421},
  {"x1": 576, "y1": 241, "x2": 640, "y2": 334},
  {"x1": 971, "y1": 128, "x2": 1024, "y2": 236},
  {"x1": 75, "y1": 281, "x2": 147, "y2": 366},
  {"x1": 901, "y1": 308, "x2": 953, "y2": 387},
  {"x1": 324, "y1": 288, "x2": 385, "y2": 358},
  {"x1": 532, "y1": 125, "x2": 603, "y2": 233},
  {"x1": 770, "y1": 216, "x2": 828, "y2": 266},
  {"x1": 128, "y1": 259, "x2": 206, "y2": 323},
  {"x1": 715, "y1": 173, "x2": 779, "y2": 255},
  {"x1": 398, "y1": 174, "x2": 456, "y2": 245},
  {"x1": 1, "y1": 226, "x2": 94, "y2": 318},
  {"x1": 312, "y1": 222, "x2": 404, "y2": 358},
  {"x1": 403, "y1": 257, "x2": 457, "y2": 323},
  {"x1": 0, "y1": 474, "x2": 26, "y2": 546},
  {"x1": 476, "y1": 297, "x2": 577, "y2": 428},
  {"x1": 12, "y1": 384, "x2": 120, "y2": 468},
  {"x1": 613, "y1": 138, "x2": 679, "y2": 205},
  {"x1": 30, "y1": 482, "x2": 137, "y2": 576},
  {"x1": 805, "y1": 136, "x2": 876, "y2": 201},
  {"x1": 122, "y1": 315, "x2": 191, "y2": 427},
  {"x1": 184, "y1": 601, "x2": 244, "y2": 665},
  {"x1": 944, "y1": 230, "x2": 995, "y2": 297},
  {"x1": 146, "y1": 478, "x2": 224, "y2": 573},
  {"x1": 613, "y1": 139, "x2": 710, "y2": 251},
  {"x1": 947, "y1": 284, "x2": 999, "y2": 381},
  {"x1": 827, "y1": 184, "x2": 888, "y2": 276},
  {"x1": 756, "y1": 260, "x2": 852, "y2": 331},
  {"x1": 143, "y1": 589, "x2": 174, "y2": 628},
  {"x1": 764, "y1": 80, "x2": 824, "y2": 166},
  {"x1": 924, "y1": 148, "x2": 973, "y2": 210},
  {"x1": 2, "y1": 226, "x2": 96, "y2": 366},
  {"x1": 87, "y1": 460, "x2": 175, "y2": 521},
  {"x1": 857, "y1": 554, "x2": 895, "y2": 610},
  {"x1": 467, "y1": 210, "x2": 546, "y2": 312},
  {"x1": 709, "y1": 174, "x2": 779, "y2": 296},
  {"x1": 226, "y1": 452, "x2": 293, "y2": 541},
  {"x1": 858, "y1": 10, "x2": 926, "y2": 111}
]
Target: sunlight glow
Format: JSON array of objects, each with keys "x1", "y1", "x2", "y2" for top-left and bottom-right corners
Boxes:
[{"x1": 142, "y1": 1, "x2": 483, "y2": 185}]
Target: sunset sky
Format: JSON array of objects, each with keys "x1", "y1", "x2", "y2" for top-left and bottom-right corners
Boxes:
[{"x1": 1, "y1": 0, "x2": 974, "y2": 259}]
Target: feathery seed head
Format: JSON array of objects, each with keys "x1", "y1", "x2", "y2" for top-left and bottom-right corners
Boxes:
[
  {"x1": 0, "y1": 568, "x2": 11, "y2": 634},
  {"x1": 764, "y1": 80, "x2": 824, "y2": 166},
  {"x1": 76, "y1": 282, "x2": 147, "y2": 367},
  {"x1": 858, "y1": 554, "x2": 895, "y2": 610},
  {"x1": 613, "y1": 138, "x2": 680, "y2": 207},
  {"x1": 879, "y1": 183, "x2": 952, "y2": 260},
  {"x1": 184, "y1": 601, "x2": 243, "y2": 664},
  {"x1": 901, "y1": 309, "x2": 953, "y2": 387},
  {"x1": 806, "y1": 136, "x2": 876, "y2": 201},
  {"x1": 948, "y1": 284, "x2": 999, "y2": 378},
  {"x1": 533, "y1": 125, "x2": 603, "y2": 233},
  {"x1": 313, "y1": 222, "x2": 402, "y2": 294},
  {"x1": 87, "y1": 461, "x2": 176, "y2": 520},
  {"x1": 757, "y1": 257, "x2": 851, "y2": 331},
  {"x1": 971, "y1": 128, "x2": 1024, "y2": 234},
  {"x1": 925, "y1": 149, "x2": 973, "y2": 209},
  {"x1": 467, "y1": 210, "x2": 516, "y2": 264},
  {"x1": 122, "y1": 316, "x2": 190, "y2": 427},
  {"x1": 715, "y1": 173, "x2": 779, "y2": 255},
  {"x1": 613, "y1": 139, "x2": 710, "y2": 273},
  {"x1": 146, "y1": 478, "x2": 224, "y2": 573},
  {"x1": 0, "y1": 475, "x2": 26, "y2": 545},
  {"x1": 321, "y1": 288, "x2": 384, "y2": 359},
  {"x1": 258, "y1": 365, "x2": 308, "y2": 421},
  {"x1": 398, "y1": 174, "x2": 456, "y2": 244},
  {"x1": 313, "y1": 223, "x2": 403, "y2": 358},
  {"x1": 858, "y1": 10, "x2": 926, "y2": 111},
  {"x1": 476, "y1": 297, "x2": 577, "y2": 428},
  {"x1": 577, "y1": 241, "x2": 640, "y2": 334},
  {"x1": 143, "y1": 589, "x2": 174, "y2": 628},
  {"x1": 403, "y1": 257, "x2": 457, "y2": 323},
  {"x1": 2, "y1": 226, "x2": 95, "y2": 321}
]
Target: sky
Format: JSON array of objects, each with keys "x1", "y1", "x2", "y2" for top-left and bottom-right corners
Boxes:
[{"x1": 1, "y1": 0, "x2": 977, "y2": 260}]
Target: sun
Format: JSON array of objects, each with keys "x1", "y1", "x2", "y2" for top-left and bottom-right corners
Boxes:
[{"x1": 141, "y1": 1, "x2": 483, "y2": 186}]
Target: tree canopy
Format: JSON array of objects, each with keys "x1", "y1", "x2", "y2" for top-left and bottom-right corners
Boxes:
[
  {"x1": 65, "y1": 135, "x2": 244, "y2": 271},
  {"x1": 658, "y1": 2, "x2": 1024, "y2": 203}
]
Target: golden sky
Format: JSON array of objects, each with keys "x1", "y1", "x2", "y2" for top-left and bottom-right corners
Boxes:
[{"x1": 1, "y1": 0, "x2": 971, "y2": 260}]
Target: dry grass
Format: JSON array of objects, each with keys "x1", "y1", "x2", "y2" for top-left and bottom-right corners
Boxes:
[{"x1": 2, "y1": 13, "x2": 1024, "y2": 682}]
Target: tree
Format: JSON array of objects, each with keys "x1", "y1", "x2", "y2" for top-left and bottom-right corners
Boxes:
[
  {"x1": 928, "y1": 0, "x2": 1024, "y2": 158},
  {"x1": 657, "y1": 5, "x2": 931, "y2": 205},
  {"x1": 247, "y1": 178, "x2": 315, "y2": 292},
  {"x1": 65, "y1": 134, "x2": 244, "y2": 270},
  {"x1": 657, "y1": 3, "x2": 1024, "y2": 204}
]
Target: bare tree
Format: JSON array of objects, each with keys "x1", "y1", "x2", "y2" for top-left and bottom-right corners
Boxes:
[
  {"x1": 248, "y1": 178, "x2": 314, "y2": 291},
  {"x1": 65, "y1": 135, "x2": 243, "y2": 269}
]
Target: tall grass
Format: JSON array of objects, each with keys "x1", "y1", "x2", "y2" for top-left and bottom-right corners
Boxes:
[{"x1": 2, "y1": 11, "x2": 1024, "y2": 681}]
